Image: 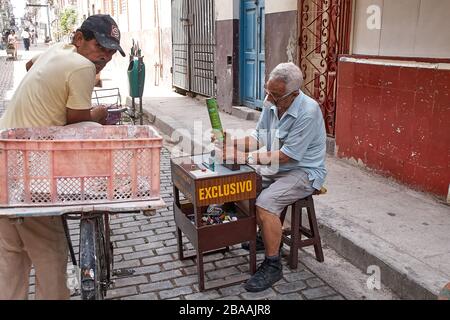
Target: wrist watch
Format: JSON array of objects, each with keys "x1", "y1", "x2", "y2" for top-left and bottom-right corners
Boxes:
[{"x1": 246, "y1": 153, "x2": 256, "y2": 165}]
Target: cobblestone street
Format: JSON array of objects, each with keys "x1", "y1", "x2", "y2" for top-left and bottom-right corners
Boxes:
[
  {"x1": 0, "y1": 56, "x2": 14, "y2": 114},
  {"x1": 62, "y1": 149, "x2": 345, "y2": 300}
]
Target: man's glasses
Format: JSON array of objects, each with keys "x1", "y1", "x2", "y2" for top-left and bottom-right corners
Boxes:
[{"x1": 264, "y1": 87, "x2": 298, "y2": 105}]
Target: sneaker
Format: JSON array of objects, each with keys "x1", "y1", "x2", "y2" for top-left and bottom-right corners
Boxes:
[
  {"x1": 241, "y1": 231, "x2": 283, "y2": 253},
  {"x1": 244, "y1": 258, "x2": 283, "y2": 292}
]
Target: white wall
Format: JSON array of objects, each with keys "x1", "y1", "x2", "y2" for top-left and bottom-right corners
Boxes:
[
  {"x1": 414, "y1": 0, "x2": 450, "y2": 58},
  {"x1": 141, "y1": 0, "x2": 154, "y2": 30},
  {"x1": 215, "y1": 0, "x2": 239, "y2": 21},
  {"x1": 117, "y1": 0, "x2": 129, "y2": 33},
  {"x1": 266, "y1": 0, "x2": 297, "y2": 14},
  {"x1": 378, "y1": 0, "x2": 420, "y2": 57},
  {"x1": 76, "y1": 0, "x2": 89, "y2": 24},
  {"x1": 128, "y1": 0, "x2": 141, "y2": 31},
  {"x1": 215, "y1": 0, "x2": 298, "y2": 20},
  {"x1": 158, "y1": 0, "x2": 171, "y2": 28},
  {"x1": 352, "y1": 0, "x2": 450, "y2": 59}
]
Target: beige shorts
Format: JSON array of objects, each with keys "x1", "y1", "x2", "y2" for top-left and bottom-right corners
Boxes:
[{"x1": 256, "y1": 169, "x2": 315, "y2": 215}]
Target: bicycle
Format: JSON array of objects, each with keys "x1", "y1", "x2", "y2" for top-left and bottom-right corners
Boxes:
[
  {"x1": 62, "y1": 206, "x2": 161, "y2": 300},
  {"x1": 2, "y1": 203, "x2": 164, "y2": 299},
  {"x1": 63, "y1": 211, "x2": 112, "y2": 300},
  {"x1": 54, "y1": 89, "x2": 147, "y2": 300},
  {"x1": 1, "y1": 123, "x2": 165, "y2": 300}
]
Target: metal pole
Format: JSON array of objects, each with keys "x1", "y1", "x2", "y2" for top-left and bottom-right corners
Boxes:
[
  {"x1": 131, "y1": 97, "x2": 136, "y2": 124},
  {"x1": 139, "y1": 97, "x2": 143, "y2": 125},
  {"x1": 138, "y1": 57, "x2": 143, "y2": 125}
]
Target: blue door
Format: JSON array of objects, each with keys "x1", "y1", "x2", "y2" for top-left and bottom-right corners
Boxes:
[{"x1": 241, "y1": 0, "x2": 265, "y2": 109}]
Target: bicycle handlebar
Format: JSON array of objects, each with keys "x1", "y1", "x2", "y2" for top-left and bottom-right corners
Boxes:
[{"x1": 107, "y1": 107, "x2": 128, "y2": 114}]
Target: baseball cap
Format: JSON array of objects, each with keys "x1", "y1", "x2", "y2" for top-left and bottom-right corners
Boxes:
[{"x1": 80, "y1": 14, "x2": 125, "y2": 57}]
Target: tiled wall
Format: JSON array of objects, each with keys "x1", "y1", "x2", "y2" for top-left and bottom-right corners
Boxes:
[{"x1": 336, "y1": 58, "x2": 450, "y2": 197}]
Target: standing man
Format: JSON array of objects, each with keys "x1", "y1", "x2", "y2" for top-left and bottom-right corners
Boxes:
[
  {"x1": 34, "y1": 28, "x2": 38, "y2": 45},
  {"x1": 21, "y1": 28, "x2": 31, "y2": 51},
  {"x1": 0, "y1": 14, "x2": 126, "y2": 300},
  {"x1": 221, "y1": 62, "x2": 327, "y2": 292}
]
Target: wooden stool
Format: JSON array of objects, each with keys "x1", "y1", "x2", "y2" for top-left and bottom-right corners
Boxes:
[{"x1": 279, "y1": 187, "x2": 326, "y2": 269}]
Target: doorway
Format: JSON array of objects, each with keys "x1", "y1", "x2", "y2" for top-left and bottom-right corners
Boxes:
[{"x1": 240, "y1": 0, "x2": 265, "y2": 109}]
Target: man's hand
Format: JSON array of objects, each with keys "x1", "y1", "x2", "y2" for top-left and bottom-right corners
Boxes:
[
  {"x1": 91, "y1": 105, "x2": 108, "y2": 124},
  {"x1": 210, "y1": 129, "x2": 226, "y2": 144}
]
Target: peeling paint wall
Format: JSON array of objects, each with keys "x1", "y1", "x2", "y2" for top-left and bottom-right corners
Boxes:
[
  {"x1": 215, "y1": 0, "x2": 299, "y2": 112},
  {"x1": 265, "y1": 11, "x2": 298, "y2": 80},
  {"x1": 336, "y1": 57, "x2": 450, "y2": 197},
  {"x1": 216, "y1": 19, "x2": 239, "y2": 113},
  {"x1": 215, "y1": 0, "x2": 239, "y2": 113}
]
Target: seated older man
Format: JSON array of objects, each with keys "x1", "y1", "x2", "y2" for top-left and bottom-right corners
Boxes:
[{"x1": 222, "y1": 62, "x2": 327, "y2": 292}]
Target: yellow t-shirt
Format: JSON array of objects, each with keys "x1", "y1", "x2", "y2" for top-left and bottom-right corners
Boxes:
[{"x1": 0, "y1": 43, "x2": 96, "y2": 129}]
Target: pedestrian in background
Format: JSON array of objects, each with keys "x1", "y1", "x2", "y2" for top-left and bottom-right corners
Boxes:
[
  {"x1": 7, "y1": 30, "x2": 17, "y2": 48},
  {"x1": 30, "y1": 29, "x2": 36, "y2": 46},
  {"x1": 21, "y1": 28, "x2": 31, "y2": 51},
  {"x1": 7, "y1": 30, "x2": 18, "y2": 59},
  {"x1": 2, "y1": 30, "x2": 9, "y2": 45}
]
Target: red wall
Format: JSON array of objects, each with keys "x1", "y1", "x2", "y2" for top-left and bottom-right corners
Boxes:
[{"x1": 336, "y1": 58, "x2": 450, "y2": 197}]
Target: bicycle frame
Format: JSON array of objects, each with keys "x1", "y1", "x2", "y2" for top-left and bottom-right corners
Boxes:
[{"x1": 62, "y1": 212, "x2": 113, "y2": 299}]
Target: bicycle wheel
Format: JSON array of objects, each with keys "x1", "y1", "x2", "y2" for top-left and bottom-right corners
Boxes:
[{"x1": 79, "y1": 215, "x2": 107, "y2": 300}]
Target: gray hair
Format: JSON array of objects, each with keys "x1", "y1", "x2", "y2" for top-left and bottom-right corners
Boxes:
[{"x1": 268, "y1": 62, "x2": 303, "y2": 93}]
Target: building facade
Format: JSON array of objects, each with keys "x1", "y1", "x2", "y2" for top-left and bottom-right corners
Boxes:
[
  {"x1": 181, "y1": 0, "x2": 450, "y2": 199},
  {"x1": 336, "y1": 0, "x2": 450, "y2": 198},
  {"x1": 73, "y1": 0, "x2": 172, "y2": 95},
  {"x1": 214, "y1": 0, "x2": 300, "y2": 114},
  {"x1": 0, "y1": 0, "x2": 14, "y2": 33},
  {"x1": 56, "y1": 0, "x2": 449, "y2": 199}
]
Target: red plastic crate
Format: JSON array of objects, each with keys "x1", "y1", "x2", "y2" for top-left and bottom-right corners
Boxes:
[{"x1": 0, "y1": 125, "x2": 162, "y2": 207}]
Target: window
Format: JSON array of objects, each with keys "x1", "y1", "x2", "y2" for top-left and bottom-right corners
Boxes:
[
  {"x1": 119, "y1": 0, "x2": 127, "y2": 14},
  {"x1": 103, "y1": 0, "x2": 110, "y2": 14},
  {"x1": 111, "y1": 0, "x2": 117, "y2": 16}
]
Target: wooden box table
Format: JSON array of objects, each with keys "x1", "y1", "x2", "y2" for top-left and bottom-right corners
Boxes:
[{"x1": 170, "y1": 154, "x2": 257, "y2": 291}]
